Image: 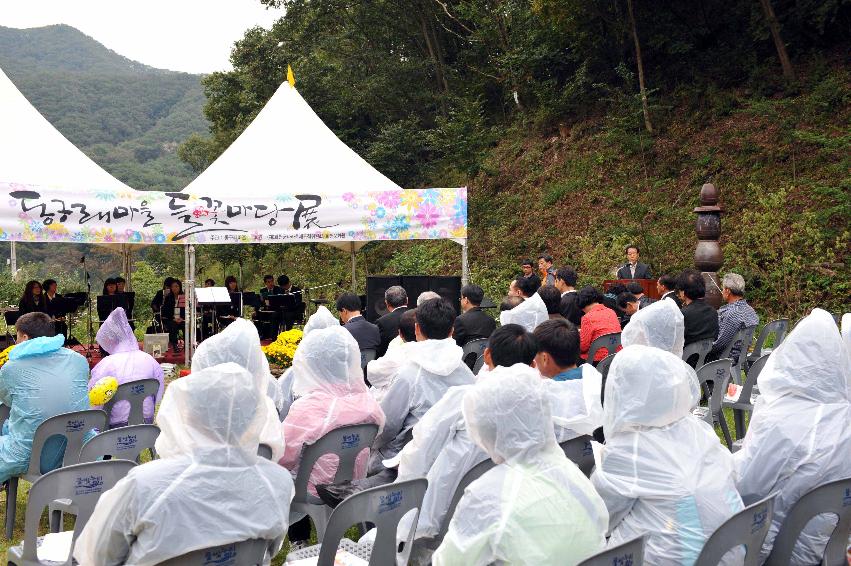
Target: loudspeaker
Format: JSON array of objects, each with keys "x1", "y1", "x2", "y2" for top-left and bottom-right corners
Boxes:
[
  {"x1": 365, "y1": 275, "x2": 463, "y2": 322},
  {"x1": 428, "y1": 276, "x2": 462, "y2": 315},
  {"x1": 365, "y1": 276, "x2": 401, "y2": 322}
]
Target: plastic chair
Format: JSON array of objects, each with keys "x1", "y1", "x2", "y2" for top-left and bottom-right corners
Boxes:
[
  {"x1": 693, "y1": 359, "x2": 733, "y2": 449},
  {"x1": 437, "y1": 457, "x2": 495, "y2": 544},
  {"x1": 6, "y1": 459, "x2": 136, "y2": 566},
  {"x1": 560, "y1": 435, "x2": 594, "y2": 477},
  {"x1": 286, "y1": 478, "x2": 428, "y2": 566},
  {"x1": 102, "y1": 378, "x2": 160, "y2": 427},
  {"x1": 257, "y1": 443, "x2": 273, "y2": 460},
  {"x1": 693, "y1": 494, "x2": 776, "y2": 566},
  {"x1": 78, "y1": 424, "x2": 160, "y2": 464},
  {"x1": 723, "y1": 353, "x2": 770, "y2": 440},
  {"x1": 360, "y1": 349, "x2": 377, "y2": 370},
  {"x1": 682, "y1": 339, "x2": 713, "y2": 370},
  {"x1": 3, "y1": 409, "x2": 107, "y2": 539},
  {"x1": 577, "y1": 535, "x2": 645, "y2": 566},
  {"x1": 765, "y1": 476, "x2": 851, "y2": 566},
  {"x1": 718, "y1": 326, "x2": 756, "y2": 385},
  {"x1": 587, "y1": 332, "x2": 621, "y2": 365},
  {"x1": 157, "y1": 539, "x2": 277, "y2": 566},
  {"x1": 596, "y1": 353, "x2": 616, "y2": 405},
  {"x1": 747, "y1": 318, "x2": 789, "y2": 367},
  {"x1": 471, "y1": 354, "x2": 485, "y2": 375},
  {"x1": 461, "y1": 338, "x2": 488, "y2": 371},
  {"x1": 290, "y1": 424, "x2": 380, "y2": 541}
]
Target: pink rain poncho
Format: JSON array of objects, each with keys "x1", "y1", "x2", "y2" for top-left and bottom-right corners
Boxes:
[
  {"x1": 279, "y1": 326, "x2": 385, "y2": 495},
  {"x1": 91, "y1": 308, "x2": 163, "y2": 426}
]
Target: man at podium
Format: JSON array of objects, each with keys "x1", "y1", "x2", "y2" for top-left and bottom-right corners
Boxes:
[{"x1": 616, "y1": 245, "x2": 652, "y2": 280}]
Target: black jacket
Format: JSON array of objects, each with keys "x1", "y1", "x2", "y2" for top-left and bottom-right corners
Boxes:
[
  {"x1": 682, "y1": 299, "x2": 720, "y2": 346},
  {"x1": 559, "y1": 291, "x2": 584, "y2": 326},
  {"x1": 453, "y1": 307, "x2": 496, "y2": 347},
  {"x1": 616, "y1": 262, "x2": 653, "y2": 280},
  {"x1": 344, "y1": 315, "x2": 381, "y2": 352},
  {"x1": 661, "y1": 291, "x2": 683, "y2": 307},
  {"x1": 376, "y1": 306, "x2": 409, "y2": 357}
]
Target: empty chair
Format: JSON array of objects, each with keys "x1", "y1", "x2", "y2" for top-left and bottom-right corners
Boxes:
[
  {"x1": 6, "y1": 460, "x2": 135, "y2": 566},
  {"x1": 460, "y1": 338, "x2": 488, "y2": 370},
  {"x1": 764, "y1": 477, "x2": 851, "y2": 566},
  {"x1": 102, "y1": 378, "x2": 160, "y2": 428},
  {"x1": 587, "y1": 332, "x2": 621, "y2": 366},
  {"x1": 693, "y1": 494, "x2": 776, "y2": 566},
  {"x1": 682, "y1": 338, "x2": 712, "y2": 369},
  {"x1": 436, "y1": 458, "x2": 495, "y2": 544},
  {"x1": 4, "y1": 409, "x2": 107, "y2": 539},
  {"x1": 595, "y1": 353, "x2": 616, "y2": 405},
  {"x1": 560, "y1": 435, "x2": 594, "y2": 477},
  {"x1": 471, "y1": 354, "x2": 485, "y2": 374},
  {"x1": 286, "y1": 478, "x2": 428, "y2": 566},
  {"x1": 577, "y1": 536, "x2": 645, "y2": 566},
  {"x1": 723, "y1": 353, "x2": 769, "y2": 440},
  {"x1": 693, "y1": 359, "x2": 733, "y2": 448},
  {"x1": 718, "y1": 326, "x2": 757, "y2": 385},
  {"x1": 78, "y1": 424, "x2": 161, "y2": 464},
  {"x1": 157, "y1": 539, "x2": 276, "y2": 566},
  {"x1": 747, "y1": 318, "x2": 789, "y2": 366},
  {"x1": 257, "y1": 443, "x2": 272, "y2": 460}
]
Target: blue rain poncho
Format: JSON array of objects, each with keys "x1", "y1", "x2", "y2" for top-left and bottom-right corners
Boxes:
[{"x1": 0, "y1": 335, "x2": 89, "y2": 482}]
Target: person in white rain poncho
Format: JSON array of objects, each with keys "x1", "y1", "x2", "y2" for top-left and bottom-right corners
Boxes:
[
  {"x1": 74, "y1": 363, "x2": 294, "y2": 565},
  {"x1": 499, "y1": 279, "x2": 549, "y2": 332},
  {"x1": 734, "y1": 308, "x2": 851, "y2": 564},
  {"x1": 433, "y1": 371, "x2": 608, "y2": 566},
  {"x1": 191, "y1": 318, "x2": 286, "y2": 461},
  {"x1": 367, "y1": 308, "x2": 417, "y2": 402},
  {"x1": 592, "y1": 345, "x2": 743, "y2": 565},
  {"x1": 621, "y1": 297, "x2": 685, "y2": 356}
]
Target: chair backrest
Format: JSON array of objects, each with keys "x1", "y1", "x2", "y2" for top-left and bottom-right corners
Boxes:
[
  {"x1": 560, "y1": 435, "x2": 595, "y2": 477},
  {"x1": 156, "y1": 539, "x2": 275, "y2": 566},
  {"x1": 257, "y1": 443, "x2": 272, "y2": 460},
  {"x1": 682, "y1": 339, "x2": 713, "y2": 369},
  {"x1": 293, "y1": 424, "x2": 380, "y2": 506},
  {"x1": 752, "y1": 318, "x2": 789, "y2": 357},
  {"x1": 596, "y1": 353, "x2": 616, "y2": 405},
  {"x1": 461, "y1": 338, "x2": 488, "y2": 370},
  {"x1": 471, "y1": 354, "x2": 485, "y2": 375},
  {"x1": 437, "y1": 457, "x2": 495, "y2": 542},
  {"x1": 78, "y1": 424, "x2": 160, "y2": 464},
  {"x1": 720, "y1": 326, "x2": 757, "y2": 384},
  {"x1": 693, "y1": 494, "x2": 776, "y2": 566},
  {"x1": 103, "y1": 378, "x2": 160, "y2": 426},
  {"x1": 317, "y1": 478, "x2": 428, "y2": 566},
  {"x1": 577, "y1": 535, "x2": 645, "y2": 566},
  {"x1": 587, "y1": 332, "x2": 621, "y2": 364},
  {"x1": 739, "y1": 353, "x2": 770, "y2": 403},
  {"x1": 695, "y1": 359, "x2": 733, "y2": 417},
  {"x1": 27, "y1": 409, "x2": 108, "y2": 479},
  {"x1": 18, "y1": 459, "x2": 136, "y2": 563},
  {"x1": 360, "y1": 349, "x2": 377, "y2": 369},
  {"x1": 765, "y1": 476, "x2": 851, "y2": 566}
]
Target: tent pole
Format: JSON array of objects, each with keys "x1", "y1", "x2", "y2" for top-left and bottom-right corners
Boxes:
[
  {"x1": 10, "y1": 242, "x2": 16, "y2": 277},
  {"x1": 350, "y1": 243, "x2": 357, "y2": 292},
  {"x1": 184, "y1": 244, "x2": 190, "y2": 365},
  {"x1": 461, "y1": 239, "x2": 469, "y2": 286}
]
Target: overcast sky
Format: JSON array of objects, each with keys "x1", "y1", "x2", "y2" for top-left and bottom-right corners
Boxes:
[{"x1": 1, "y1": 0, "x2": 283, "y2": 74}]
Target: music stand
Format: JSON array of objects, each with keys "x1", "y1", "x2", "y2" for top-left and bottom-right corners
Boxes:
[
  {"x1": 196, "y1": 287, "x2": 232, "y2": 337},
  {"x1": 97, "y1": 294, "x2": 130, "y2": 324},
  {"x1": 241, "y1": 291, "x2": 261, "y2": 310},
  {"x1": 62, "y1": 292, "x2": 88, "y2": 346}
]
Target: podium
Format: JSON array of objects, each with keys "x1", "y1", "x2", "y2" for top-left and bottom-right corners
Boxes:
[{"x1": 603, "y1": 279, "x2": 662, "y2": 300}]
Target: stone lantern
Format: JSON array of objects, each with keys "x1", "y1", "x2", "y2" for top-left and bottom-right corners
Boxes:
[{"x1": 694, "y1": 183, "x2": 723, "y2": 309}]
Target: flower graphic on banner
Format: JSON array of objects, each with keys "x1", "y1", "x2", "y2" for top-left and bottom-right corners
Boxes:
[
  {"x1": 154, "y1": 234, "x2": 166, "y2": 243},
  {"x1": 95, "y1": 191, "x2": 116, "y2": 201},
  {"x1": 415, "y1": 203, "x2": 440, "y2": 229},
  {"x1": 421, "y1": 189, "x2": 440, "y2": 205},
  {"x1": 342, "y1": 192, "x2": 356, "y2": 206},
  {"x1": 377, "y1": 190, "x2": 402, "y2": 209},
  {"x1": 452, "y1": 197, "x2": 467, "y2": 226},
  {"x1": 400, "y1": 191, "x2": 423, "y2": 212}
]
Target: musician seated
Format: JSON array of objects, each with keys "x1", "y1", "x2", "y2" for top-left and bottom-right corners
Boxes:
[
  {"x1": 255, "y1": 275, "x2": 282, "y2": 340},
  {"x1": 150, "y1": 277, "x2": 176, "y2": 330},
  {"x1": 220, "y1": 275, "x2": 242, "y2": 329},
  {"x1": 200, "y1": 279, "x2": 217, "y2": 339},
  {"x1": 276, "y1": 275, "x2": 306, "y2": 331},
  {"x1": 97, "y1": 278, "x2": 119, "y2": 323},
  {"x1": 115, "y1": 277, "x2": 126, "y2": 293},
  {"x1": 161, "y1": 279, "x2": 185, "y2": 353},
  {"x1": 18, "y1": 280, "x2": 47, "y2": 316},
  {"x1": 42, "y1": 279, "x2": 67, "y2": 338}
]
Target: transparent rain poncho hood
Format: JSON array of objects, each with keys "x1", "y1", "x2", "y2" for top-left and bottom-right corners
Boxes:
[
  {"x1": 498, "y1": 292, "x2": 549, "y2": 332},
  {"x1": 433, "y1": 370, "x2": 608, "y2": 565},
  {"x1": 291, "y1": 325, "x2": 367, "y2": 397},
  {"x1": 303, "y1": 305, "x2": 339, "y2": 335},
  {"x1": 593, "y1": 345, "x2": 743, "y2": 564},
  {"x1": 734, "y1": 308, "x2": 851, "y2": 563},
  {"x1": 621, "y1": 298, "x2": 685, "y2": 356},
  {"x1": 96, "y1": 307, "x2": 139, "y2": 354}
]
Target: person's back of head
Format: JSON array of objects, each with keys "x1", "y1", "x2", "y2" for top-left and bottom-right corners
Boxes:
[
  {"x1": 533, "y1": 319, "x2": 580, "y2": 370},
  {"x1": 292, "y1": 326, "x2": 365, "y2": 397},
  {"x1": 399, "y1": 308, "x2": 417, "y2": 342},
  {"x1": 417, "y1": 291, "x2": 441, "y2": 306},
  {"x1": 576, "y1": 286, "x2": 604, "y2": 310},
  {"x1": 500, "y1": 295, "x2": 523, "y2": 312},
  {"x1": 555, "y1": 266, "x2": 578, "y2": 288},
  {"x1": 626, "y1": 282, "x2": 644, "y2": 295},
  {"x1": 277, "y1": 274, "x2": 291, "y2": 288},
  {"x1": 96, "y1": 307, "x2": 137, "y2": 355},
  {"x1": 385, "y1": 285, "x2": 408, "y2": 309},
  {"x1": 335, "y1": 292, "x2": 362, "y2": 313},
  {"x1": 15, "y1": 312, "x2": 55, "y2": 341},
  {"x1": 537, "y1": 286, "x2": 562, "y2": 315},
  {"x1": 621, "y1": 298, "x2": 685, "y2": 356},
  {"x1": 415, "y1": 298, "x2": 456, "y2": 340},
  {"x1": 516, "y1": 275, "x2": 540, "y2": 298},
  {"x1": 677, "y1": 269, "x2": 705, "y2": 301},
  {"x1": 192, "y1": 318, "x2": 269, "y2": 394},
  {"x1": 460, "y1": 284, "x2": 484, "y2": 306},
  {"x1": 607, "y1": 283, "x2": 627, "y2": 296},
  {"x1": 721, "y1": 272, "x2": 746, "y2": 298},
  {"x1": 617, "y1": 292, "x2": 638, "y2": 311},
  {"x1": 486, "y1": 324, "x2": 538, "y2": 368},
  {"x1": 658, "y1": 274, "x2": 677, "y2": 292},
  {"x1": 303, "y1": 305, "x2": 340, "y2": 336}
]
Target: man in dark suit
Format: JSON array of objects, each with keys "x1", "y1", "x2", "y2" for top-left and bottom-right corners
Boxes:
[
  {"x1": 554, "y1": 266, "x2": 583, "y2": 326},
  {"x1": 453, "y1": 284, "x2": 496, "y2": 347},
  {"x1": 657, "y1": 274, "x2": 683, "y2": 307},
  {"x1": 375, "y1": 285, "x2": 409, "y2": 357},
  {"x1": 336, "y1": 292, "x2": 380, "y2": 352},
  {"x1": 616, "y1": 245, "x2": 652, "y2": 280},
  {"x1": 276, "y1": 274, "x2": 306, "y2": 331},
  {"x1": 677, "y1": 269, "x2": 719, "y2": 345}
]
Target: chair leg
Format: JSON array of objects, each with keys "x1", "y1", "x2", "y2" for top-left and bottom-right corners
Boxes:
[
  {"x1": 733, "y1": 409, "x2": 746, "y2": 440},
  {"x1": 308, "y1": 505, "x2": 331, "y2": 541},
  {"x1": 717, "y1": 415, "x2": 733, "y2": 450},
  {"x1": 49, "y1": 509, "x2": 63, "y2": 533},
  {"x1": 5, "y1": 476, "x2": 18, "y2": 540}
]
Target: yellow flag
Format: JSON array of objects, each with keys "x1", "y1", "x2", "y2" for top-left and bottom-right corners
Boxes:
[{"x1": 287, "y1": 65, "x2": 295, "y2": 87}]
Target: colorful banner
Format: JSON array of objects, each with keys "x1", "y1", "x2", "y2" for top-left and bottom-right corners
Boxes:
[{"x1": 0, "y1": 183, "x2": 467, "y2": 245}]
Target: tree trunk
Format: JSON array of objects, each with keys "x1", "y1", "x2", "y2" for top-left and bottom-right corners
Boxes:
[
  {"x1": 416, "y1": 9, "x2": 449, "y2": 115},
  {"x1": 758, "y1": 0, "x2": 795, "y2": 80},
  {"x1": 626, "y1": 0, "x2": 653, "y2": 134}
]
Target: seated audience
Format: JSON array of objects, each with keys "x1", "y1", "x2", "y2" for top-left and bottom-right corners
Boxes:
[
  {"x1": 375, "y1": 286, "x2": 409, "y2": 357},
  {"x1": 336, "y1": 292, "x2": 380, "y2": 354},
  {"x1": 576, "y1": 286, "x2": 622, "y2": 362},
  {"x1": 417, "y1": 290, "x2": 441, "y2": 305},
  {"x1": 368, "y1": 308, "x2": 417, "y2": 402},
  {"x1": 554, "y1": 266, "x2": 583, "y2": 325},
  {"x1": 74, "y1": 363, "x2": 294, "y2": 564},
  {"x1": 708, "y1": 272, "x2": 759, "y2": 364},
  {"x1": 620, "y1": 298, "x2": 685, "y2": 357},
  {"x1": 499, "y1": 295, "x2": 523, "y2": 312},
  {"x1": 616, "y1": 292, "x2": 639, "y2": 323},
  {"x1": 280, "y1": 326, "x2": 385, "y2": 548},
  {"x1": 734, "y1": 308, "x2": 851, "y2": 564},
  {"x1": 592, "y1": 345, "x2": 743, "y2": 563},
  {"x1": 602, "y1": 282, "x2": 627, "y2": 323},
  {"x1": 538, "y1": 285, "x2": 565, "y2": 320},
  {"x1": 0, "y1": 312, "x2": 89, "y2": 482},
  {"x1": 677, "y1": 269, "x2": 719, "y2": 346},
  {"x1": 500, "y1": 276, "x2": 548, "y2": 332},
  {"x1": 192, "y1": 319, "x2": 286, "y2": 458},
  {"x1": 534, "y1": 319, "x2": 583, "y2": 382},
  {"x1": 657, "y1": 274, "x2": 682, "y2": 306},
  {"x1": 626, "y1": 281, "x2": 654, "y2": 309},
  {"x1": 453, "y1": 284, "x2": 496, "y2": 346},
  {"x1": 433, "y1": 371, "x2": 608, "y2": 565},
  {"x1": 91, "y1": 308, "x2": 164, "y2": 427}
]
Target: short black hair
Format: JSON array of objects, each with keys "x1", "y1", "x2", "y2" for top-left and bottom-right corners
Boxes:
[
  {"x1": 626, "y1": 281, "x2": 644, "y2": 295},
  {"x1": 520, "y1": 258, "x2": 533, "y2": 267},
  {"x1": 415, "y1": 298, "x2": 456, "y2": 339},
  {"x1": 658, "y1": 274, "x2": 677, "y2": 291},
  {"x1": 163, "y1": 277, "x2": 176, "y2": 288},
  {"x1": 42, "y1": 279, "x2": 57, "y2": 292},
  {"x1": 537, "y1": 285, "x2": 562, "y2": 315},
  {"x1": 677, "y1": 269, "x2": 706, "y2": 301},
  {"x1": 204, "y1": 278, "x2": 215, "y2": 286},
  {"x1": 516, "y1": 275, "x2": 540, "y2": 297},
  {"x1": 617, "y1": 292, "x2": 638, "y2": 309},
  {"x1": 335, "y1": 292, "x2": 362, "y2": 312},
  {"x1": 263, "y1": 275, "x2": 274, "y2": 282},
  {"x1": 398, "y1": 308, "x2": 417, "y2": 342},
  {"x1": 576, "y1": 286, "x2": 604, "y2": 309},
  {"x1": 625, "y1": 244, "x2": 640, "y2": 254},
  {"x1": 555, "y1": 266, "x2": 578, "y2": 287},
  {"x1": 488, "y1": 324, "x2": 538, "y2": 367},
  {"x1": 115, "y1": 276, "x2": 126, "y2": 284},
  {"x1": 17, "y1": 312, "x2": 56, "y2": 339},
  {"x1": 500, "y1": 295, "x2": 523, "y2": 312},
  {"x1": 537, "y1": 254, "x2": 553, "y2": 264},
  {"x1": 608, "y1": 283, "x2": 627, "y2": 296},
  {"x1": 277, "y1": 274, "x2": 290, "y2": 287},
  {"x1": 460, "y1": 284, "x2": 484, "y2": 306},
  {"x1": 534, "y1": 319, "x2": 580, "y2": 367}
]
